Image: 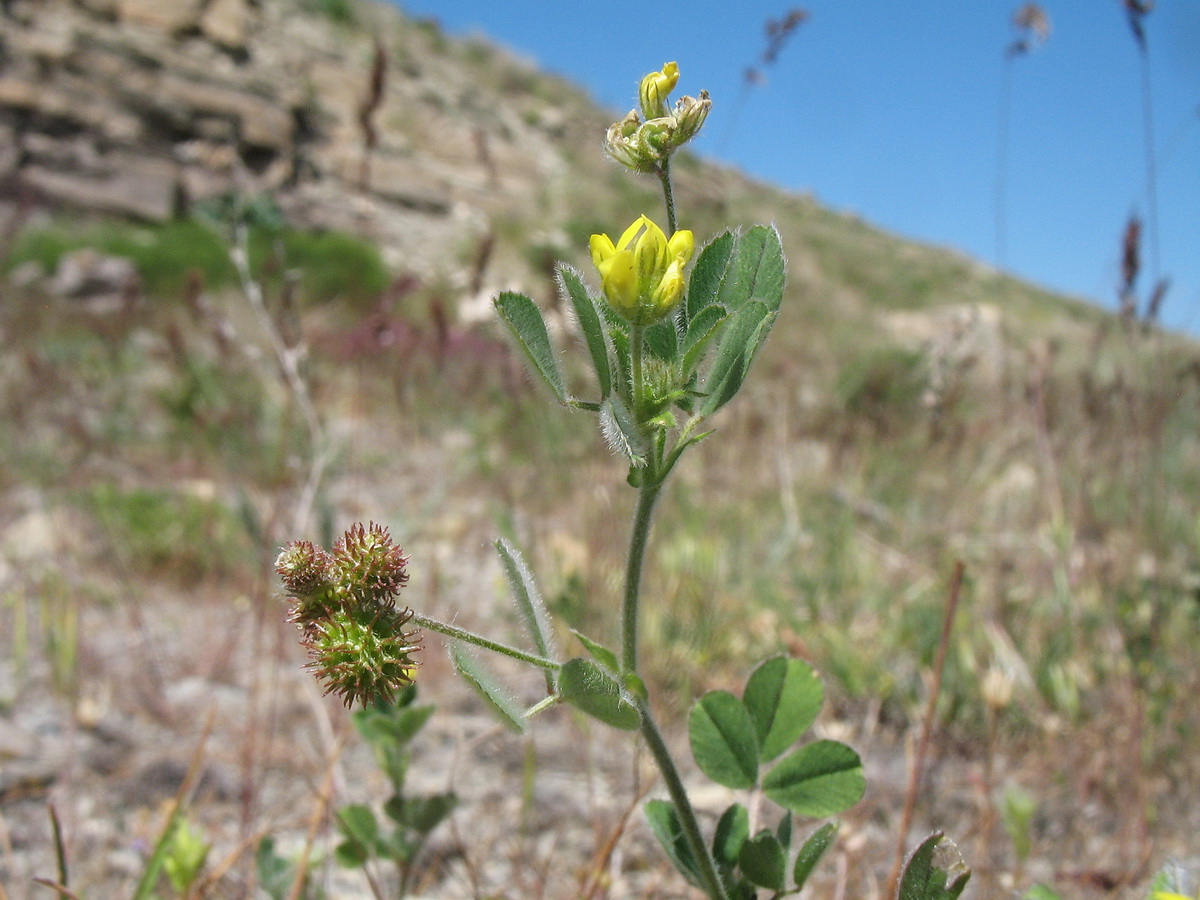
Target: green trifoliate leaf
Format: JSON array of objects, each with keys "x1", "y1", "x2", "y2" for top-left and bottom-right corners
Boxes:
[
  {"x1": 558, "y1": 657, "x2": 640, "y2": 731},
  {"x1": 743, "y1": 656, "x2": 825, "y2": 762},
  {"x1": 738, "y1": 830, "x2": 787, "y2": 891},
  {"x1": 450, "y1": 644, "x2": 525, "y2": 733},
  {"x1": 762, "y1": 740, "x2": 865, "y2": 817},
  {"x1": 494, "y1": 291, "x2": 566, "y2": 404},
  {"x1": 793, "y1": 822, "x2": 839, "y2": 889},
  {"x1": 898, "y1": 832, "x2": 972, "y2": 900},
  {"x1": 557, "y1": 263, "x2": 612, "y2": 398},
  {"x1": 689, "y1": 690, "x2": 759, "y2": 789},
  {"x1": 644, "y1": 800, "x2": 703, "y2": 887}
]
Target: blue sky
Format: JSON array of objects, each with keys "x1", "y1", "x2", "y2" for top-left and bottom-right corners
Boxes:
[{"x1": 395, "y1": 1, "x2": 1200, "y2": 334}]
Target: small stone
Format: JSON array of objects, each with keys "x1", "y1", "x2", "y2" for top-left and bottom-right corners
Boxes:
[
  {"x1": 50, "y1": 248, "x2": 139, "y2": 300},
  {"x1": 200, "y1": 0, "x2": 250, "y2": 50}
]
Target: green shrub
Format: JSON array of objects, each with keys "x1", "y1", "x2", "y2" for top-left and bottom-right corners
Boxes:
[
  {"x1": 5, "y1": 218, "x2": 392, "y2": 310},
  {"x1": 83, "y1": 482, "x2": 252, "y2": 582}
]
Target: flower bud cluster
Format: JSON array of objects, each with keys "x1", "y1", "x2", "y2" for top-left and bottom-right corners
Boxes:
[
  {"x1": 276, "y1": 522, "x2": 420, "y2": 708},
  {"x1": 605, "y1": 61, "x2": 711, "y2": 173}
]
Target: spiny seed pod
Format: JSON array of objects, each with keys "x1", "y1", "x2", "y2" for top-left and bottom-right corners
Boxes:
[
  {"x1": 303, "y1": 604, "x2": 422, "y2": 708},
  {"x1": 331, "y1": 522, "x2": 410, "y2": 606},
  {"x1": 275, "y1": 540, "x2": 333, "y2": 597}
]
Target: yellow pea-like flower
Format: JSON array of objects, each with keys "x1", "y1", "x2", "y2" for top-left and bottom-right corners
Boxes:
[
  {"x1": 590, "y1": 215, "x2": 694, "y2": 325},
  {"x1": 639, "y1": 61, "x2": 680, "y2": 119}
]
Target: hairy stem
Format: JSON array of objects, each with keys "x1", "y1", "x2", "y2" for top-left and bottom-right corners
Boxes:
[
  {"x1": 659, "y1": 158, "x2": 678, "y2": 236},
  {"x1": 630, "y1": 322, "x2": 646, "y2": 422},
  {"x1": 620, "y1": 478, "x2": 661, "y2": 675},
  {"x1": 639, "y1": 700, "x2": 732, "y2": 900},
  {"x1": 411, "y1": 614, "x2": 560, "y2": 672}
]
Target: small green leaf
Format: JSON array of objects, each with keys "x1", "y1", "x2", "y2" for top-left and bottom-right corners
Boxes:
[
  {"x1": 689, "y1": 691, "x2": 759, "y2": 789},
  {"x1": 1025, "y1": 885, "x2": 1064, "y2": 900},
  {"x1": 558, "y1": 263, "x2": 611, "y2": 398},
  {"x1": 898, "y1": 832, "x2": 972, "y2": 900},
  {"x1": 762, "y1": 740, "x2": 865, "y2": 817},
  {"x1": 720, "y1": 225, "x2": 786, "y2": 313},
  {"x1": 681, "y1": 304, "x2": 727, "y2": 375},
  {"x1": 571, "y1": 629, "x2": 619, "y2": 672},
  {"x1": 495, "y1": 539, "x2": 556, "y2": 692},
  {"x1": 623, "y1": 671, "x2": 648, "y2": 702},
  {"x1": 743, "y1": 656, "x2": 825, "y2": 762},
  {"x1": 391, "y1": 703, "x2": 436, "y2": 743},
  {"x1": 698, "y1": 301, "x2": 774, "y2": 417},
  {"x1": 450, "y1": 644, "x2": 525, "y2": 733},
  {"x1": 336, "y1": 805, "x2": 378, "y2": 847},
  {"x1": 494, "y1": 291, "x2": 566, "y2": 403},
  {"x1": 645, "y1": 799, "x2": 702, "y2": 887},
  {"x1": 776, "y1": 810, "x2": 792, "y2": 849},
  {"x1": 335, "y1": 838, "x2": 369, "y2": 868},
  {"x1": 383, "y1": 795, "x2": 405, "y2": 824},
  {"x1": 793, "y1": 822, "x2": 838, "y2": 889},
  {"x1": 685, "y1": 230, "x2": 736, "y2": 321},
  {"x1": 558, "y1": 657, "x2": 640, "y2": 730},
  {"x1": 685, "y1": 226, "x2": 785, "y2": 321},
  {"x1": 377, "y1": 743, "x2": 408, "y2": 791},
  {"x1": 738, "y1": 830, "x2": 787, "y2": 891},
  {"x1": 599, "y1": 393, "x2": 648, "y2": 467},
  {"x1": 712, "y1": 803, "x2": 750, "y2": 867},
  {"x1": 644, "y1": 315, "x2": 679, "y2": 362},
  {"x1": 399, "y1": 793, "x2": 458, "y2": 834}
]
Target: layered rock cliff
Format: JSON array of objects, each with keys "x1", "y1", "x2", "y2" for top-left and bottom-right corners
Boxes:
[{"x1": 0, "y1": 0, "x2": 606, "y2": 277}]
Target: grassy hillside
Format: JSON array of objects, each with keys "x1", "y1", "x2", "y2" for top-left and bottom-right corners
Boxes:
[{"x1": 1, "y1": 2, "x2": 1198, "y2": 897}]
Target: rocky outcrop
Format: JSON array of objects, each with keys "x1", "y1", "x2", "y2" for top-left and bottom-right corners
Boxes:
[{"x1": 0, "y1": 0, "x2": 593, "y2": 276}]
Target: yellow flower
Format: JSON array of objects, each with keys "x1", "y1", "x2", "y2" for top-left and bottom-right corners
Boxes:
[
  {"x1": 639, "y1": 61, "x2": 679, "y2": 119},
  {"x1": 590, "y1": 215, "x2": 694, "y2": 325}
]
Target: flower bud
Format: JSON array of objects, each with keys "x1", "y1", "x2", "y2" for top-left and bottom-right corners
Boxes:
[
  {"x1": 674, "y1": 90, "x2": 712, "y2": 143},
  {"x1": 638, "y1": 61, "x2": 679, "y2": 120}
]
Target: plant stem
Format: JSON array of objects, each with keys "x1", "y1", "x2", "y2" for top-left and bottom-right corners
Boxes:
[
  {"x1": 658, "y1": 158, "x2": 677, "y2": 236},
  {"x1": 630, "y1": 322, "x2": 646, "y2": 422},
  {"x1": 885, "y1": 560, "x2": 965, "y2": 900},
  {"x1": 638, "y1": 700, "x2": 731, "y2": 900},
  {"x1": 411, "y1": 614, "x2": 560, "y2": 672},
  {"x1": 620, "y1": 477, "x2": 661, "y2": 675}
]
